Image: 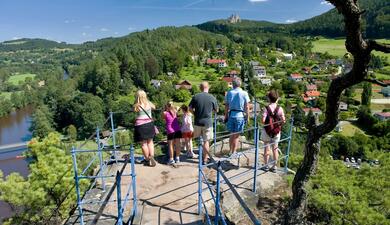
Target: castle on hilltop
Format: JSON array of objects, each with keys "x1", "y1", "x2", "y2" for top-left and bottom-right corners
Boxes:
[{"x1": 228, "y1": 14, "x2": 241, "y2": 24}]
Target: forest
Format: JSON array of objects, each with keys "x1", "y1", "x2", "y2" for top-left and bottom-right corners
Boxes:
[{"x1": 0, "y1": 0, "x2": 389, "y2": 224}]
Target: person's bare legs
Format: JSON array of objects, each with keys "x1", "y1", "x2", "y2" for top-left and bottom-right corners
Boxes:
[
  {"x1": 141, "y1": 141, "x2": 150, "y2": 160},
  {"x1": 185, "y1": 137, "x2": 192, "y2": 154},
  {"x1": 263, "y1": 143, "x2": 270, "y2": 166},
  {"x1": 271, "y1": 143, "x2": 279, "y2": 169},
  {"x1": 147, "y1": 139, "x2": 154, "y2": 158},
  {"x1": 230, "y1": 133, "x2": 240, "y2": 154},
  {"x1": 203, "y1": 140, "x2": 210, "y2": 162},
  {"x1": 168, "y1": 139, "x2": 174, "y2": 161},
  {"x1": 174, "y1": 138, "x2": 181, "y2": 159}
]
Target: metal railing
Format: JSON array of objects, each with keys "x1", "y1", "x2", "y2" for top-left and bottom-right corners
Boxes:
[
  {"x1": 71, "y1": 112, "x2": 137, "y2": 225},
  {"x1": 197, "y1": 112, "x2": 294, "y2": 224}
]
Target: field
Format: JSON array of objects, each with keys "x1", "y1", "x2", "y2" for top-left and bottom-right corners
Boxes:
[
  {"x1": 339, "y1": 121, "x2": 365, "y2": 137},
  {"x1": 179, "y1": 66, "x2": 218, "y2": 85},
  {"x1": 312, "y1": 38, "x2": 390, "y2": 64},
  {"x1": 7, "y1": 73, "x2": 36, "y2": 85}
]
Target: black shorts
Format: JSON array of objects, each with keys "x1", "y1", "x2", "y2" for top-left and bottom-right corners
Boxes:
[
  {"x1": 134, "y1": 122, "x2": 155, "y2": 142},
  {"x1": 167, "y1": 131, "x2": 182, "y2": 140}
]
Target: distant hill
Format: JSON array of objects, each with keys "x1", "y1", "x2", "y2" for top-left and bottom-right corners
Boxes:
[
  {"x1": 288, "y1": 0, "x2": 390, "y2": 38},
  {"x1": 0, "y1": 38, "x2": 74, "y2": 51},
  {"x1": 197, "y1": 0, "x2": 390, "y2": 38}
]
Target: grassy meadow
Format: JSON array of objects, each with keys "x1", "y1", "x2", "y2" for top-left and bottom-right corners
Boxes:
[
  {"x1": 312, "y1": 38, "x2": 390, "y2": 64},
  {"x1": 7, "y1": 73, "x2": 36, "y2": 85}
]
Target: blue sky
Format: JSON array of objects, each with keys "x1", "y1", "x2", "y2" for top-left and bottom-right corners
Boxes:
[{"x1": 0, "y1": 0, "x2": 333, "y2": 44}]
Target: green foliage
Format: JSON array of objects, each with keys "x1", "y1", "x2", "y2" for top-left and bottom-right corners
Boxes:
[
  {"x1": 173, "y1": 89, "x2": 191, "y2": 102},
  {"x1": 30, "y1": 105, "x2": 55, "y2": 138},
  {"x1": 0, "y1": 133, "x2": 85, "y2": 224},
  {"x1": 66, "y1": 125, "x2": 77, "y2": 142},
  {"x1": 307, "y1": 153, "x2": 390, "y2": 225},
  {"x1": 361, "y1": 82, "x2": 372, "y2": 107}
]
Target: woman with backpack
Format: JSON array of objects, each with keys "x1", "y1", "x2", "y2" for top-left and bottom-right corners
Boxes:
[
  {"x1": 261, "y1": 90, "x2": 285, "y2": 172},
  {"x1": 163, "y1": 102, "x2": 182, "y2": 166},
  {"x1": 133, "y1": 90, "x2": 157, "y2": 167}
]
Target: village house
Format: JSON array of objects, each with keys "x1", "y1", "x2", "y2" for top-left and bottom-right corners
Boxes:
[
  {"x1": 289, "y1": 73, "x2": 303, "y2": 82},
  {"x1": 311, "y1": 65, "x2": 321, "y2": 73},
  {"x1": 306, "y1": 84, "x2": 317, "y2": 91},
  {"x1": 282, "y1": 53, "x2": 293, "y2": 61},
  {"x1": 222, "y1": 77, "x2": 234, "y2": 88},
  {"x1": 151, "y1": 79, "x2": 163, "y2": 88},
  {"x1": 38, "y1": 80, "x2": 46, "y2": 87},
  {"x1": 339, "y1": 102, "x2": 348, "y2": 111},
  {"x1": 206, "y1": 59, "x2": 227, "y2": 68},
  {"x1": 217, "y1": 48, "x2": 226, "y2": 56},
  {"x1": 225, "y1": 70, "x2": 239, "y2": 78},
  {"x1": 381, "y1": 86, "x2": 390, "y2": 97},
  {"x1": 374, "y1": 112, "x2": 390, "y2": 121},
  {"x1": 302, "y1": 90, "x2": 320, "y2": 102},
  {"x1": 259, "y1": 77, "x2": 272, "y2": 86},
  {"x1": 253, "y1": 65, "x2": 267, "y2": 78},
  {"x1": 303, "y1": 108, "x2": 322, "y2": 116},
  {"x1": 249, "y1": 61, "x2": 260, "y2": 67},
  {"x1": 175, "y1": 80, "x2": 192, "y2": 90}
]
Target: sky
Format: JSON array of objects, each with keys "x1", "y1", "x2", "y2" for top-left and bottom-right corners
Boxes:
[{"x1": 0, "y1": 0, "x2": 334, "y2": 44}]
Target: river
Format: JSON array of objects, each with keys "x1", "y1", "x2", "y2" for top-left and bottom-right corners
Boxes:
[{"x1": 0, "y1": 106, "x2": 33, "y2": 221}]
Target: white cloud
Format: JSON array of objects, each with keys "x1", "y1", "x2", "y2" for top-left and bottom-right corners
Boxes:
[
  {"x1": 114, "y1": 32, "x2": 119, "y2": 35},
  {"x1": 320, "y1": 1, "x2": 332, "y2": 6},
  {"x1": 64, "y1": 20, "x2": 70, "y2": 24},
  {"x1": 100, "y1": 28, "x2": 109, "y2": 32},
  {"x1": 82, "y1": 32, "x2": 87, "y2": 36},
  {"x1": 128, "y1": 27, "x2": 134, "y2": 31},
  {"x1": 12, "y1": 37, "x2": 20, "y2": 40},
  {"x1": 83, "y1": 25, "x2": 91, "y2": 29},
  {"x1": 285, "y1": 19, "x2": 297, "y2": 23},
  {"x1": 248, "y1": 0, "x2": 268, "y2": 3}
]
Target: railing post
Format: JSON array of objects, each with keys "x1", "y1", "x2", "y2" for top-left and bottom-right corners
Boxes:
[
  {"x1": 215, "y1": 161, "x2": 222, "y2": 225},
  {"x1": 110, "y1": 111, "x2": 118, "y2": 163},
  {"x1": 71, "y1": 147, "x2": 84, "y2": 225},
  {"x1": 130, "y1": 144, "x2": 137, "y2": 217},
  {"x1": 96, "y1": 127, "x2": 106, "y2": 191},
  {"x1": 116, "y1": 171, "x2": 123, "y2": 225},
  {"x1": 198, "y1": 137, "x2": 203, "y2": 215},
  {"x1": 213, "y1": 111, "x2": 217, "y2": 155},
  {"x1": 253, "y1": 127, "x2": 259, "y2": 193},
  {"x1": 284, "y1": 117, "x2": 294, "y2": 173}
]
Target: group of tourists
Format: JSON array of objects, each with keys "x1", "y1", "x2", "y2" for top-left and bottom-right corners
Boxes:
[{"x1": 133, "y1": 78, "x2": 285, "y2": 172}]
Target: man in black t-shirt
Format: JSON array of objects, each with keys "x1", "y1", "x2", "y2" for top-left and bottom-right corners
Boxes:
[{"x1": 189, "y1": 81, "x2": 218, "y2": 163}]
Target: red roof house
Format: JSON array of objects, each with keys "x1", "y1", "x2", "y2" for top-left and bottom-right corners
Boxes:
[{"x1": 175, "y1": 80, "x2": 192, "y2": 90}]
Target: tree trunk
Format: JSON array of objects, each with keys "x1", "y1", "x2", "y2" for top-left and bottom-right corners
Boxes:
[{"x1": 284, "y1": 0, "x2": 390, "y2": 223}]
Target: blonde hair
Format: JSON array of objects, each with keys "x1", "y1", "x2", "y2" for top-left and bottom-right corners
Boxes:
[
  {"x1": 134, "y1": 90, "x2": 155, "y2": 112},
  {"x1": 165, "y1": 101, "x2": 177, "y2": 114}
]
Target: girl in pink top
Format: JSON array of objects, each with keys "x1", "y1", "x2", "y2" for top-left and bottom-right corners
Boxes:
[
  {"x1": 163, "y1": 102, "x2": 182, "y2": 165},
  {"x1": 180, "y1": 105, "x2": 195, "y2": 158}
]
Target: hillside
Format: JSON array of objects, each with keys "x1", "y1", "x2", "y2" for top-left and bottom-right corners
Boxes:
[
  {"x1": 0, "y1": 38, "x2": 74, "y2": 51},
  {"x1": 197, "y1": 0, "x2": 390, "y2": 38}
]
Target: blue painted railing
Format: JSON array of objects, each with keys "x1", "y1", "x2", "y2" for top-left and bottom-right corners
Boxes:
[
  {"x1": 71, "y1": 113, "x2": 137, "y2": 225},
  {"x1": 198, "y1": 102, "x2": 294, "y2": 224}
]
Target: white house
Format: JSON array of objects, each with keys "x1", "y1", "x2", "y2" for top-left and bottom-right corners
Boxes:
[
  {"x1": 283, "y1": 53, "x2": 293, "y2": 61},
  {"x1": 253, "y1": 65, "x2": 267, "y2": 78},
  {"x1": 303, "y1": 108, "x2": 322, "y2": 116},
  {"x1": 260, "y1": 77, "x2": 272, "y2": 86},
  {"x1": 289, "y1": 73, "x2": 303, "y2": 82},
  {"x1": 339, "y1": 102, "x2": 348, "y2": 111},
  {"x1": 374, "y1": 112, "x2": 390, "y2": 121}
]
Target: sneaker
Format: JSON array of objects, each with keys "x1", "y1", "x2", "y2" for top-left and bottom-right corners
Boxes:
[
  {"x1": 168, "y1": 159, "x2": 175, "y2": 165},
  {"x1": 149, "y1": 157, "x2": 157, "y2": 167},
  {"x1": 261, "y1": 165, "x2": 270, "y2": 172},
  {"x1": 143, "y1": 160, "x2": 150, "y2": 166},
  {"x1": 175, "y1": 157, "x2": 180, "y2": 163},
  {"x1": 186, "y1": 151, "x2": 195, "y2": 158},
  {"x1": 270, "y1": 167, "x2": 277, "y2": 173}
]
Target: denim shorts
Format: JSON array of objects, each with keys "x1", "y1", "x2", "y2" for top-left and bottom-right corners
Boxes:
[{"x1": 227, "y1": 117, "x2": 245, "y2": 133}]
